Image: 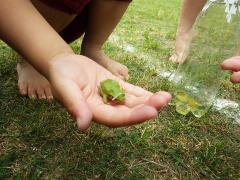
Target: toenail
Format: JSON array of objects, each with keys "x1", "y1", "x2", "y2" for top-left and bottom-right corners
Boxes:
[
  {"x1": 48, "y1": 96, "x2": 53, "y2": 100},
  {"x1": 21, "y1": 90, "x2": 27, "y2": 95},
  {"x1": 31, "y1": 95, "x2": 36, "y2": 99}
]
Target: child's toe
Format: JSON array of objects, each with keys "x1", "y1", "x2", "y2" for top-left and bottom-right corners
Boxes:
[
  {"x1": 45, "y1": 87, "x2": 53, "y2": 100},
  {"x1": 36, "y1": 87, "x2": 46, "y2": 99},
  {"x1": 18, "y1": 82, "x2": 28, "y2": 96},
  {"x1": 28, "y1": 86, "x2": 37, "y2": 99}
]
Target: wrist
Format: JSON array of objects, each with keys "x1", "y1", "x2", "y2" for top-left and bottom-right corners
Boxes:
[{"x1": 44, "y1": 50, "x2": 75, "y2": 80}]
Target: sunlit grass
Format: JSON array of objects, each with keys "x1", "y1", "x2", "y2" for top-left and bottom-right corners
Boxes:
[{"x1": 0, "y1": 0, "x2": 240, "y2": 179}]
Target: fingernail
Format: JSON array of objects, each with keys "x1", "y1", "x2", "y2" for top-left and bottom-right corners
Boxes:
[
  {"x1": 157, "y1": 92, "x2": 172, "y2": 101},
  {"x1": 77, "y1": 118, "x2": 84, "y2": 132},
  {"x1": 77, "y1": 117, "x2": 90, "y2": 132}
]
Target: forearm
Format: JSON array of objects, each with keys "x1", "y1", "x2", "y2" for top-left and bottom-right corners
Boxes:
[
  {"x1": 0, "y1": 0, "x2": 74, "y2": 78},
  {"x1": 177, "y1": 0, "x2": 207, "y2": 33}
]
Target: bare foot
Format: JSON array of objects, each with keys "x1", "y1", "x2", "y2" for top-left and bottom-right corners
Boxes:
[
  {"x1": 170, "y1": 30, "x2": 196, "y2": 64},
  {"x1": 17, "y1": 60, "x2": 53, "y2": 100},
  {"x1": 81, "y1": 45, "x2": 129, "y2": 80}
]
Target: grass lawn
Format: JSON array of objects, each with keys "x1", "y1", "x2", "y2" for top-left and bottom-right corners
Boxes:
[{"x1": 0, "y1": 0, "x2": 240, "y2": 179}]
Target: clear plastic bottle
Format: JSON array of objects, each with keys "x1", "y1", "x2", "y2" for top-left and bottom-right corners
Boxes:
[{"x1": 170, "y1": 0, "x2": 240, "y2": 118}]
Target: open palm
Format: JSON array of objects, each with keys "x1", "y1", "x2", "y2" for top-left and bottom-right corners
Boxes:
[{"x1": 49, "y1": 54, "x2": 172, "y2": 131}]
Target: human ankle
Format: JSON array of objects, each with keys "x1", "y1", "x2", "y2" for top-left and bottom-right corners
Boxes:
[{"x1": 81, "y1": 40, "x2": 103, "y2": 54}]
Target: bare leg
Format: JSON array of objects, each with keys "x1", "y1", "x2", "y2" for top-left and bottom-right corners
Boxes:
[
  {"x1": 17, "y1": 0, "x2": 76, "y2": 99},
  {"x1": 170, "y1": 0, "x2": 207, "y2": 63},
  {"x1": 81, "y1": 0, "x2": 130, "y2": 80}
]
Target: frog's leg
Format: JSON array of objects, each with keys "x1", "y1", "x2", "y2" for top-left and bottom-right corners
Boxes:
[
  {"x1": 99, "y1": 86, "x2": 108, "y2": 103},
  {"x1": 102, "y1": 94, "x2": 108, "y2": 104},
  {"x1": 112, "y1": 92, "x2": 122, "y2": 101}
]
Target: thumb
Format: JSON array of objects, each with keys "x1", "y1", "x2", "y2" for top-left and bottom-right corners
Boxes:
[{"x1": 51, "y1": 78, "x2": 93, "y2": 131}]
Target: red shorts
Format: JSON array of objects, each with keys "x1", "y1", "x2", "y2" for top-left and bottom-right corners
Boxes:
[{"x1": 40, "y1": 0, "x2": 132, "y2": 14}]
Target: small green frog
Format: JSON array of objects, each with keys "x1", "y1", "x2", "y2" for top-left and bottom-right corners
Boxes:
[{"x1": 99, "y1": 79, "x2": 125, "y2": 104}]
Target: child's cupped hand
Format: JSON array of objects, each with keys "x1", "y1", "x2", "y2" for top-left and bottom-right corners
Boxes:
[{"x1": 47, "y1": 54, "x2": 172, "y2": 131}]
